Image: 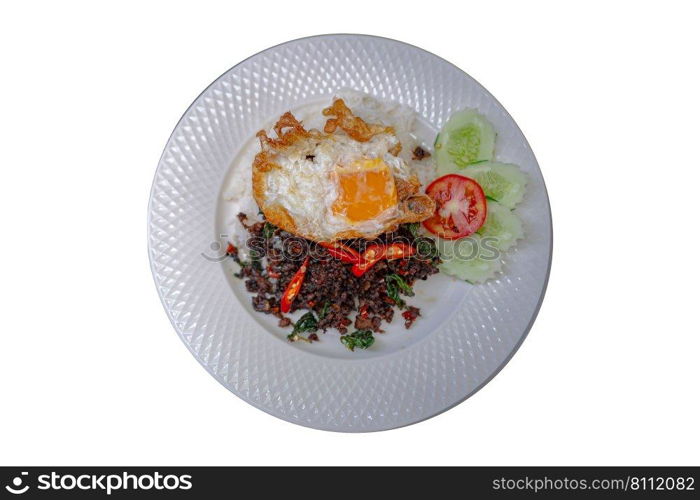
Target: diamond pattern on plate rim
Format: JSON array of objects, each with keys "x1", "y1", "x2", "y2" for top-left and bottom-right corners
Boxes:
[{"x1": 148, "y1": 35, "x2": 551, "y2": 431}]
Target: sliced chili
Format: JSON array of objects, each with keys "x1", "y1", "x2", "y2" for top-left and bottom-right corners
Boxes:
[
  {"x1": 351, "y1": 244, "x2": 387, "y2": 277},
  {"x1": 351, "y1": 243, "x2": 417, "y2": 277},
  {"x1": 280, "y1": 256, "x2": 310, "y2": 314},
  {"x1": 385, "y1": 242, "x2": 416, "y2": 260},
  {"x1": 319, "y1": 241, "x2": 361, "y2": 264},
  {"x1": 359, "y1": 304, "x2": 369, "y2": 318}
]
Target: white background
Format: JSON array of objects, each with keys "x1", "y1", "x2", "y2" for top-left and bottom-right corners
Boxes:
[{"x1": 1, "y1": 1, "x2": 698, "y2": 465}]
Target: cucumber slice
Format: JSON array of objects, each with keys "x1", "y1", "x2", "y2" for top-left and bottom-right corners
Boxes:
[
  {"x1": 477, "y1": 200, "x2": 524, "y2": 251},
  {"x1": 435, "y1": 236, "x2": 503, "y2": 283},
  {"x1": 461, "y1": 161, "x2": 527, "y2": 209},
  {"x1": 436, "y1": 109, "x2": 496, "y2": 175}
]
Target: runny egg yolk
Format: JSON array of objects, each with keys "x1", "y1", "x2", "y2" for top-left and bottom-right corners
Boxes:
[{"x1": 332, "y1": 157, "x2": 398, "y2": 222}]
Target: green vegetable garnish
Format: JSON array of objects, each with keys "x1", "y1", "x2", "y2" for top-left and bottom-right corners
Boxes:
[
  {"x1": 437, "y1": 236, "x2": 503, "y2": 283},
  {"x1": 250, "y1": 250, "x2": 263, "y2": 272},
  {"x1": 385, "y1": 273, "x2": 414, "y2": 309},
  {"x1": 435, "y1": 109, "x2": 496, "y2": 176},
  {"x1": 459, "y1": 162, "x2": 528, "y2": 209},
  {"x1": 340, "y1": 330, "x2": 375, "y2": 351},
  {"x1": 447, "y1": 126, "x2": 484, "y2": 167},
  {"x1": 415, "y1": 237, "x2": 440, "y2": 262},
  {"x1": 287, "y1": 312, "x2": 318, "y2": 343},
  {"x1": 404, "y1": 222, "x2": 420, "y2": 238},
  {"x1": 319, "y1": 301, "x2": 330, "y2": 320},
  {"x1": 466, "y1": 159, "x2": 489, "y2": 166},
  {"x1": 262, "y1": 222, "x2": 277, "y2": 239},
  {"x1": 475, "y1": 200, "x2": 524, "y2": 251}
]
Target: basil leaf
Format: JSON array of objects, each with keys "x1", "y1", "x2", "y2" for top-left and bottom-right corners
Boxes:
[
  {"x1": 250, "y1": 250, "x2": 263, "y2": 272},
  {"x1": 262, "y1": 222, "x2": 277, "y2": 239},
  {"x1": 403, "y1": 222, "x2": 420, "y2": 238},
  {"x1": 340, "y1": 330, "x2": 375, "y2": 351},
  {"x1": 287, "y1": 312, "x2": 318, "y2": 343},
  {"x1": 385, "y1": 273, "x2": 414, "y2": 309},
  {"x1": 415, "y1": 237, "x2": 439, "y2": 261},
  {"x1": 319, "y1": 301, "x2": 330, "y2": 320}
]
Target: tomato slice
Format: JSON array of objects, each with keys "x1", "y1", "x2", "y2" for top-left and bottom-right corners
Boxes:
[{"x1": 422, "y1": 174, "x2": 487, "y2": 239}]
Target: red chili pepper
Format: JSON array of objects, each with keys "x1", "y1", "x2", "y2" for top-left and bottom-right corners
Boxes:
[
  {"x1": 396, "y1": 259, "x2": 409, "y2": 275},
  {"x1": 280, "y1": 256, "x2": 310, "y2": 314},
  {"x1": 351, "y1": 244, "x2": 388, "y2": 277},
  {"x1": 325, "y1": 247, "x2": 361, "y2": 263},
  {"x1": 359, "y1": 304, "x2": 369, "y2": 318},
  {"x1": 385, "y1": 242, "x2": 416, "y2": 260},
  {"x1": 226, "y1": 243, "x2": 236, "y2": 255},
  {"x1": 351, "y1": 243, "x2": 417, "y2": 277},
  {"x1": 402, "y1": 307, "x2": 420, "y2": 328},
  {"x1": 319, "y1": 242, "x2": 361, "y2": 264}
]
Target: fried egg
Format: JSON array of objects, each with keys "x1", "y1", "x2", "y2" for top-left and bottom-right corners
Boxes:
[{"x1": 252, "y1": 99, "x2": 435, "y2": 242}]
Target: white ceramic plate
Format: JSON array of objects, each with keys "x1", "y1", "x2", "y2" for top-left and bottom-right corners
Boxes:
[{"x1": 148, "y1": 34, "x2": 552, "y2": 432}]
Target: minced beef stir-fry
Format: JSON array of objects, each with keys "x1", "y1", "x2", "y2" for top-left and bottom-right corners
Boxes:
[{"x1": 228, "y1": 213, "x2": 440, "y2": 349}]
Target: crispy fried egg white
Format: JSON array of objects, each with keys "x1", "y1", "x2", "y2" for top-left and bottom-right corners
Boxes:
[{"x1": 252, "y1": 99, "x2": 435, "y2": 242}]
